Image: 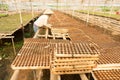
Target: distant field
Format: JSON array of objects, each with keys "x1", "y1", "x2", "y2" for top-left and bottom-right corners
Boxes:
[{"x1": 0, "y1": 13, "x2": 39, "y2": 35}]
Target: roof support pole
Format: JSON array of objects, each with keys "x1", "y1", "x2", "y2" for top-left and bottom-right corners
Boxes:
[
  {"x1": 29, "y1": 0, "x2": 34, "y2": 18},
  {"x1": 109, "y1": 0, "x2": 115, "y2": 17},
  {"x1": 86, "y1": 0, "x2": 90, "y2": 26},
  {"x1": 17, "y1": 0, "x2": 24, "y2": 40}
]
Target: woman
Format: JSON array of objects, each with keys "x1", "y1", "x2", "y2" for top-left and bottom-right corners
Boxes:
[{"x1": 33, "y1": 9, "x2": 54, "y2": 33}]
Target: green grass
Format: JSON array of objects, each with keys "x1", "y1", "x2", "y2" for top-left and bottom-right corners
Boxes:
[
  {"x1": 0, "y1": 13, "x2": 38, "y2": 34},
  {"x1": 0, "y1": 40, "x2": 23, "y2": 59},
  {"x1": 76, "y1": 10, "x2": 120, "y2": 20},
  {"x1": 0, "y1": 14, "x2": 8, "y2": 17}
]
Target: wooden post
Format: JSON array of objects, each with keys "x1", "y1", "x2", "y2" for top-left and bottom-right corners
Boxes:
[
  {"x1": 45, "y1": 28, "x2": 48, "y2": 39},
  {"x1": 62, "y1": 34, "x2": 66, "y2": 40},
  {"x1": 36, "y1": 70, "x2": 43, "y2": 80},
  {"x1": 10, "y1": 70, "x2": 20, "y2": 80},
  {"x1": 11, "y1": 38, "x2": 16, "y2": 55},
  {"x1": 33, "y1": 70, "x2": 37, "y2": 80},
  {"x1": 50, "y1": 73, "x2": 57, "y2": 80},
  {"x1": 79, "y1": 74, "x2": 88, "y2": 80},
  {"x1": 58, "y1": 75, "x2": 61, "y2": 80},
  {"x1": 50, "y1": 72, "x2": 61, "y2": 80},
  {"x1": 53, "y1": 34, "x2": 55, "y2": 39},
  {"x1": 33, "y1": 30, "x2": 39, "y2": 38}
]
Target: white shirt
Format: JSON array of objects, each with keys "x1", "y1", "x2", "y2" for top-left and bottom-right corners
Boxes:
[{"x1": 34, "y1": 15, "x2": 49, "y2": 27}]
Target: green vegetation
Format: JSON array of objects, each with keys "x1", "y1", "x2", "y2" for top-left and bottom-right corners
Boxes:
[
  {"x1": 0, "y1": 14, "x2": 8, "y2": 17},
  {"x1": 0, "y1": 40, "x2": 23, "y2": 80},
  {"x1": 76, "y1": 9, "x2": 120, "y2": 20},
  {"x1": 0, "y1": 40, "x2": 23, "y2": 59},
  {"x1": 100, "y1": 6, "x2": 120, "y2": 12},
  {"x1": 101, "y1": 6, "x2": 111, "y2": 12},
  {"x1": 0, "y1": 13, "x2": 38, "y2": 34}
]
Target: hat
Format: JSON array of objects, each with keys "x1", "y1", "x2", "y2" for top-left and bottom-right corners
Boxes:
[{"x1": 43, "y1": 9, "x2": 54, "y2": 15}]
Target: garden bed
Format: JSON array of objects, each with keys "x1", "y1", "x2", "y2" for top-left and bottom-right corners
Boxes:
[{"x1": 0, "y1": 12, "x2": 39, "y2": 35}]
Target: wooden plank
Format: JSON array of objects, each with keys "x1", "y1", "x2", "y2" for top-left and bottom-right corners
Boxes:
[
  {"x1": 37, "y1": 34, "x2": 46, "y2": 37},
  {"x1": 11, "y1": 65, "x2": 50, "y2": 70},
  {"x1": 54, "y1": 58, "x2": 99, "y2": 62},
  {"x1": 55, "y1": 54, "x2": 98, "y2": 57},
  {"x1": 94, "y1": 64, "x2": 120, "y2": 70},
  {"x1": 52, "y1": 66, "x2": 93, "y2": 70},
  {"x1": 0, "y1": 35, "x2": 14, "y2": 39},
  {"x1": 53, "y1": 62, "x2": 95, "y2": 66},
  {"x1": 52, "y1": 69, "x2": 92, "y2": 74}
]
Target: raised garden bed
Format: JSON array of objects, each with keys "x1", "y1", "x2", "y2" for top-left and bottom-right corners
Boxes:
[{"x1": 0, "y1": 12, "x2": 39, "y2": 35}]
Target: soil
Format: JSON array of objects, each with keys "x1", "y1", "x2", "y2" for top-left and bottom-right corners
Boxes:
[{"x1": 12, "y1": 11, "x2": 120, "y2": 80}]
